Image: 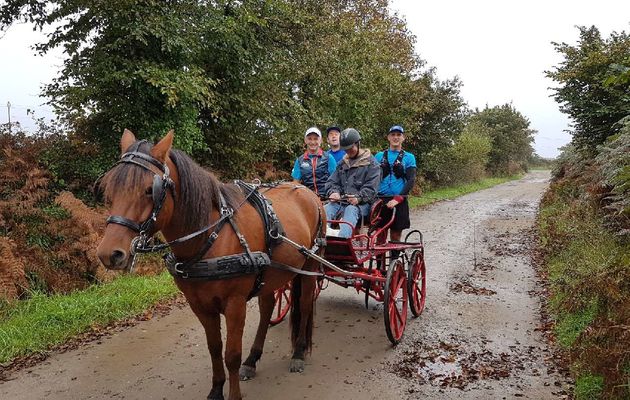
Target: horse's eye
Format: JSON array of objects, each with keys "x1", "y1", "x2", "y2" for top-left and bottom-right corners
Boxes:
[{"x1": 145, "y1": 187, "x2": 153, "y2": 196}]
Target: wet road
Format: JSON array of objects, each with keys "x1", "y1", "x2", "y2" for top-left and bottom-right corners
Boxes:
[{"x1": 0, "y1": 171, "x2": 570, "y2": 399}]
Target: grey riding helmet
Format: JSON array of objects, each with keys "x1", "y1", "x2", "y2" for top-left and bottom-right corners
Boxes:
[{"x1": 339, "y1": 128, "x2": 361, "y2": 150}]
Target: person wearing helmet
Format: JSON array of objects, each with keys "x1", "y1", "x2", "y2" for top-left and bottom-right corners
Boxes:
[
  {"x1": 324, "y1": 128, "x2": 381, "y2": 238},
  {"x1": 374, "y1": 125, "x2": 417, "y2": 243},
  {"x1": 291, "y1": 126, "x2": 337, "y2": 198},
  {"x1": 326, "y1": 125, "x2": 346, "y2": 162}
]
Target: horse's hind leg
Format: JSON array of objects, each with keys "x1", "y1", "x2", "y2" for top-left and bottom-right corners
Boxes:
[
  {"x1": 289, "y1": 273, "x2": 316, "y2": 373},
  {"x1": 239, "y1": 292, "x2": 274, "y2": 381}
]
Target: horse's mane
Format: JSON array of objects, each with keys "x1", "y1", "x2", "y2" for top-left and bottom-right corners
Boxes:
[
  {"x1": 100, "y1": 141, "x2": 242, "y2": 234},
  {"x1": 169, "y1": 148, "x2": 242, "y2": 233}
]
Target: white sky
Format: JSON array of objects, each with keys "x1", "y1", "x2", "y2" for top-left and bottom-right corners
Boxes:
[
  {"x1": 391, "y1": 0, "x2": 630, "y2": 157},
  {"x1": 1, "y1": 2, "x2": 629, "y2": 157}
]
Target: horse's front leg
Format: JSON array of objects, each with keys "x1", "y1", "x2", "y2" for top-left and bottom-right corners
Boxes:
[
  {"x1": 196, "y1": 312, "x2": 226, "y2": 400},
  {"x1": 239, "y1": 292, "x2": 275, "y2": 380},
  {"x1": 225, "y1": 296, "x2": 247, "y2": 400}
]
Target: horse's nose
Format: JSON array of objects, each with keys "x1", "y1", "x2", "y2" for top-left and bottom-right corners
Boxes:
[{"x1": 110, "y1": 249, "x2": 127, "y2": 267}]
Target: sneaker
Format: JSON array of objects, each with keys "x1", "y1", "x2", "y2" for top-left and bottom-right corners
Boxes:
[{"x1": 326, "y1": 227, "x2": 341, "y2": 237}]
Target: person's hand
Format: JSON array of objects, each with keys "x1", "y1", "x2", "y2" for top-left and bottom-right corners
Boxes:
[
  {"x1": 386, "y1": 199, "x2": 399, "y2": 209},
  {"x1": 347, "y1": 196, "x2": 359, "y2": 206},
  {"x1": 329, "y1": 192, "x2": 341, "y2": 202}
]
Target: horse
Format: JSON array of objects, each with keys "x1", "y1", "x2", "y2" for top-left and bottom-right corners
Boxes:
[{"x1": 96, "y1": 129, "x2": 324, "y2": 400}]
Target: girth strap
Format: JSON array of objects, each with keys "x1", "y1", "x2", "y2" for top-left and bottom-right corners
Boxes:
[{"x1": 165, "y1": 251, "x2": 271, "y2": 280}]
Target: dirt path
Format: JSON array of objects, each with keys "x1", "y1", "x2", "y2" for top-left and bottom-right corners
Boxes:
[{"x1": 0, "y1": 171, "x2": 570, "y2": 400}]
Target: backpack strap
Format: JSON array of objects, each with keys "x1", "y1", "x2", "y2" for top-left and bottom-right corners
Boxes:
[{"x1": 394, "y1": 150, "x2": 405, "y2": 164}]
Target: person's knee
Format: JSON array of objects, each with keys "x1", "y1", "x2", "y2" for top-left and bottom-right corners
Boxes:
[
  {"x1": 343, "y1": 206, "x2": 360, "y2": 223},
  {"x1": 324, "y1": 204, "x2": 337, "y2": 220}
]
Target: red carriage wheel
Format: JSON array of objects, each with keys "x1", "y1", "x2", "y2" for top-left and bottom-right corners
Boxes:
[
  {"x1": 384, "y1": 258, "x2": 408, "y2": 345},
  {"x1": 269, "y1": 282, "x2": 291, "y2": 326},
  {"x1": 407, "y1": 250, "x2": 426, "y2": 317}
]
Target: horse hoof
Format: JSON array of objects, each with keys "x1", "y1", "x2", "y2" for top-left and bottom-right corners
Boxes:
[
  {"x1": 207, "y1": 387, "x2": 224, "y2": 400},
  {"x1": 289, "y1": 358, "x2": 305, "y2": 373},
  {"x1": 239, "y1": 365, "x2": 256, "y2": 381}
]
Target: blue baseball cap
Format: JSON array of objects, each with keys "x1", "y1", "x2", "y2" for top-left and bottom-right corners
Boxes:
[
  {"x1": 388, "y1": 125, "x2": 404, "y2": 134},
  {"x1": 326, "y1": 126, "x2": 341, "y2": 135}
]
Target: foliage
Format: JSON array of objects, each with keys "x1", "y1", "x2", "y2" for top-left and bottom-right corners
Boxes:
[
  {"x1": 528, "y1": 153, "x2": 554, "y2": 170},
  {"x1": 0, "y1": 131, "x2": 163, "y2": 300},
  {"x1": 422, "y1": 120, "x2": 492, "y2": 185},
  {"x1": 546, "y1": 26, "x2": 630, "y2": 149},
  {"x1": 0, "y1": 0, "x2": 471, "y2": 180},
  {"x1": 468, "y1": 104, "x2": 535, "y2": 175},
  {"x1": 538, "y1": 144, "x2": 630, "y2": 399},
  {"x1": 595, "y1": 119, "x2": 630, "y2": 236},
  {"x1": 575, "y1": 374, "x2": 604, "y2": 400}
]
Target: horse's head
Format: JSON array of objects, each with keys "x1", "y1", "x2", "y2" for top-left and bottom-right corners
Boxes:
[{"x1": 96, "y1": 129, "x2": 176, "y2": 270}]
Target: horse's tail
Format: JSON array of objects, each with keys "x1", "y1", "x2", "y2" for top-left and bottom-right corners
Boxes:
[{"x1": 290, "y1": 274, "x2": 314, "y2": 353}]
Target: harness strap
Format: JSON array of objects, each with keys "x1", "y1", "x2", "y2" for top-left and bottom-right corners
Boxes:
[
  {"x1": 269, "y1": 261, "x2": 324, "y2": 276},
  {"x1": 106, "y1": 215, "x2": 142, "y2": 232},
  {"x1": 119, "y1": 150, "x2": 168, "y2": 173}
]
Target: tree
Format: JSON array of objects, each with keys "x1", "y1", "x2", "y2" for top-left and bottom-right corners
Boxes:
[
  {"x1": 422, "y1": 119, "x2": 491, "y2": 185},
  {"x1": 546, "y1": 26, "x2": 630, "y2": 149},
  {"x1": 468, "y1": 104, "x2": 535, "y2": 174},
  {"x1": 1, "y1": 0, "x2": 466, "y2": 179}
]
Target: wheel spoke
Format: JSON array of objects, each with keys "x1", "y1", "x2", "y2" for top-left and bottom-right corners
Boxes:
[{"x1": 394, "y1": 302, "x2": 403, "y2": 324}]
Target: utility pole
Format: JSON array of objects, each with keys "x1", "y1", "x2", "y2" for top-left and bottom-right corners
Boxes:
[{"x1": 6, "y1": 101, "x2": 10, "y2": 134}]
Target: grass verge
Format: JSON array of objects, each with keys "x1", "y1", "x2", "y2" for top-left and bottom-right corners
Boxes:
[
  {"x1": 538, "y1": 182, "x2": 630, "y2": 399},
  {"x1": 409, "y1": 174, "x2": 525, "y2": 208},
  {"x1": 0, "y1": 272, "x2": 179, "y2": 364}
]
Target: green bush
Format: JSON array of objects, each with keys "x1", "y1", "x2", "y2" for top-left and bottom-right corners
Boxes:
[
  {"x1": 595, "y1": 119, "x2": 630, "y2": 237},
  {"x1": 423, "y1": 123, "x2": 492, "y2": 186}
]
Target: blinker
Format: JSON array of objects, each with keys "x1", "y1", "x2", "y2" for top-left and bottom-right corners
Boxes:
[{"x1": 152, "y1": 174, "x2": 164, "y2": 205}]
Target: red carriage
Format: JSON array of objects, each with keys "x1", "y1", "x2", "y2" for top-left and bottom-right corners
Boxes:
[{"x1": 270, "y1": 199, "x2": 426, "y2": 344}]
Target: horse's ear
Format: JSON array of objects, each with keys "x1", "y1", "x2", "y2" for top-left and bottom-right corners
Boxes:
[
  {"x1": 121, "y1": 129, "x2": 136, "y2": 154},
  {"x1": 151, "y1": 130, "x2": 174, "y2": 163}
]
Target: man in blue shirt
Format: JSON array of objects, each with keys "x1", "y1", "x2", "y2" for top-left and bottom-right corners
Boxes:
[
  {"x1": 374, "y1": 125, "x2": 417, "y2": 243},
  {"x1": 326, "y1": 126, "x2": 346, "y2": 162},
  {"x1": 292, "y1": 126, "x2": 337, "y2": 198}
]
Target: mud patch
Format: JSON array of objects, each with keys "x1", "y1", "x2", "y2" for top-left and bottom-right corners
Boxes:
[
  {"x1": 449, "y1": 278, "x2": 496, "y2": 296},
  {"x1": 390, "y1": 335, "x2": 543, "y2": 390},
  {"x1": 473, "y1": 259, "x2": 496, "y2": 272}
]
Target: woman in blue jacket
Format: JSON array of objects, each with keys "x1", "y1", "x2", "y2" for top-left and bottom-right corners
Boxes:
[{"x1": 291, "y1": 126, "x2": 337, "y2": 198}]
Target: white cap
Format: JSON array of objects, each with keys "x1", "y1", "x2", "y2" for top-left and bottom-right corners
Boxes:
[{"x1": 304, "y1": 127, "x2": 321, "y2": 138}]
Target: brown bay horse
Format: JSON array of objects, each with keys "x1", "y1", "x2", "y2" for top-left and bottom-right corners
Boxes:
[{"x1": 96, "y1": 130, "x2": 323, "y2": 400}]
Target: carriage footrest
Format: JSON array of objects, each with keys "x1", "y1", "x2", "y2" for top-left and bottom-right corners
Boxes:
[{"x1": 165, "y1": 251, "x2": 271, "y2": 280}]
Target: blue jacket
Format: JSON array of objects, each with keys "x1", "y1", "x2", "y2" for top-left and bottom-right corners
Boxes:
[{"x1": 292, "y1": 149, "x2": 337, "y2": 197}]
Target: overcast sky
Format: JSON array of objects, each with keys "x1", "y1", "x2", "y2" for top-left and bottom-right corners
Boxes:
[
  {"x1": 1, "y1": 1, "x2": 629, "y2": 157},
  {"x1": 391, "y1": 0, "x2": 630, "y2": 157}
]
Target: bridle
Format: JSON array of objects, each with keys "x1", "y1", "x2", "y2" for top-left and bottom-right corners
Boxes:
[
  {"x1": 102, "y1": 141, "x2": 240, "y2": 272},
  {"x1": 104, "y1": 141, "x2": 175, "y2": 270}
]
